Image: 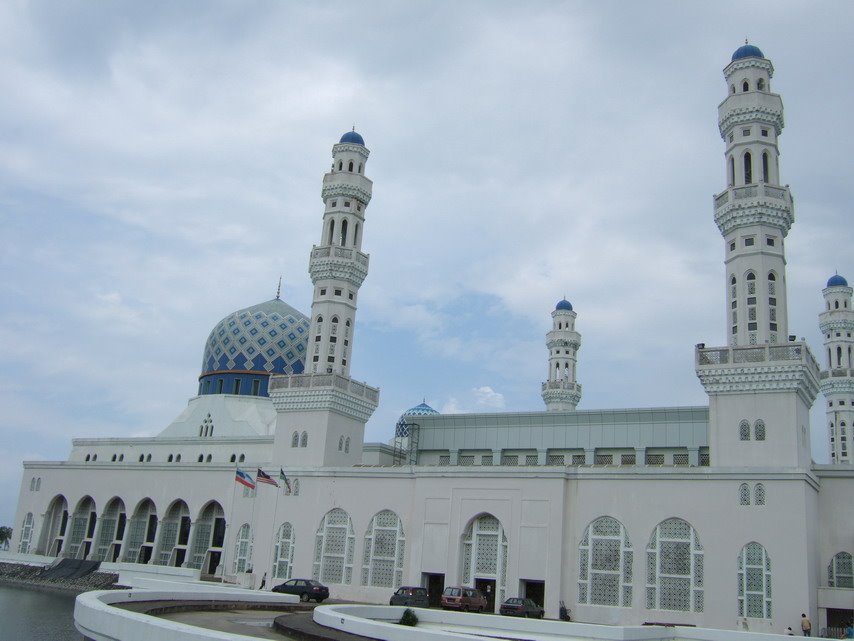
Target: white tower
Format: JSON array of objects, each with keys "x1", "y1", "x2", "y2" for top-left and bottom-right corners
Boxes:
[
  {"x1": 269, "y1": 130, "x2": 379, "y2": 467},
  {"x1": 541, "y1": 299, "x2": 581, "y2": 411},
  {"x1": 696, "y1": 44, "x2": 819, "y2": 468},
  {"x1": 819, "y1": 274, "x2": 854, "y2": 463}
]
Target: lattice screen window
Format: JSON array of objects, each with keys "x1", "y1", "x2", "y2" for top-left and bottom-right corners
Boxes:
[
  {"x1": 646, "y1": 518, "x2": 704, "y2": 612},
  {"x1": 156, "y1": 520, "x2": 179, "y2": 566},
  {"x1": 828, "y1": 552, "x2": 853, "y2": 588},
  {"x1": 699, "y1": 451, "x2": 710, "y2": 466},
  {"x1": 525, "y1": 454, "x2": 539, "y2": 466},
  {"x1": 571, "y1": 454, "x2": 586, "y2": 465},
  {"x1": 577, "y1": 516, "x2": 633, "y2": 607},
  {"x1": 739, "y1": 484, "x2": 751, "y2": 505},
  {"x1": 481, "y1": 455, "x2": 493, "y2": 466},
  {"x1": 754, "y1": 420, "x2": 766, "y2": 441},
  {"x1": 273, "y1": 522, "x2": 295, "y2": 580},
  {"x1": 232, "y1": 523, "x2": 252, "y2": 574},
  {"x1": 361, "y1": 510, "x2": 405, "y2": 588},
  {"x1": 458, "y1": 455, "x2": 475, "y2": 466},
  {"x1": 754, "y1": 484, "x2": 766, "y2": 505},
  {"x1": 189, "y1": 522, "x2": 211, "y2": 569},
  {"x1": 66, "y1": 504, "x2": 92, "y2": 558},
  {"x1": 501, "y1": 455, "x2": 518, "y2": 466},
  {"x1": 18, "y1": 513, "x2": 33, "y2": 554},
  {"x1": 740, "y1": 420, "x2": 750, "y2": 440},
  {"x1": 461, "y1": 514, "x2": 508, "y2": 607},
  {"x1": 594, "y1": 454, "x2": 613, "y2": 465},
  {"x1": 93, "y1": 501, "x2": 121, "y2": 562},
  {"x1": 547, "y1": 454, "x2": 565, "y2": 465},
  {"x1": 313, "y1": 508, "x2": 355, "y2": 585},
  {"x1": 438, "y1": 455, "x2": 450, "y2": 465},
  {"x1": 125, "y1": 515, "x2": 148, "y2": 563},
  {"x1": 646, "y1": 454, "x2": 664, "y2": 465},
  {"x1": 737, "y1": 542, "x2": 772, "y2": 618},
  {"x1": 621, "y1": 454, "x2": 636, "y2": 466},
  {"x1": 673, "y1": 453, "x2": 689, "y2": 466}
]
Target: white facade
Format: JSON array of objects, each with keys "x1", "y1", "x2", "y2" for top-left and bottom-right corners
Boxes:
[{"x1": 10, "y1": 45, "x2": 854, "y2": 634}]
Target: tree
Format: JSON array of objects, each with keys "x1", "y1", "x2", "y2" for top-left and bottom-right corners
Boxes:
[{"x1": 0, "y1": 526, "x2": 12, "y2": 550}]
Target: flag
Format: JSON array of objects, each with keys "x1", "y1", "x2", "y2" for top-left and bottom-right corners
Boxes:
[
  {"x1": 279, "y1": 468, "x2": 292, "y2": 493},
  {"x1": 235, "y1": 467, "x2": 256, "y2": 489},
  {"x1": 257, "y1": 468, "x2": 279, "y2": 487}
]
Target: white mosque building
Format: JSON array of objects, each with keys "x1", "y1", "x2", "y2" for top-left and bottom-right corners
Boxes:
[{"x1": 10, "y1": 44, "x2": 854, "y2": 633}]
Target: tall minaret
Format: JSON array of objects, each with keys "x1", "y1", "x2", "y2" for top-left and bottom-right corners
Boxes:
[
  {"x1": 269, "y1": 130, "x2": 379, "y2": 467},
  {"x1": 696, "y1": 44, "x2": 819, "y2": 468},
  {"x1": 541, "y1": 299, "x2": 581, "y2": 411},
  {"x1": 308, "y1": 129, "x2": 372, "y2": 376},
  {"x1": 819, "y1": 274, "x2": 854, "y2": 463}
]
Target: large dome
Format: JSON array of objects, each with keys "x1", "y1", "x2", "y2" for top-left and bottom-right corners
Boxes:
[{"x1": 199, "y1": 298, "x2": 310, "y2": 397}]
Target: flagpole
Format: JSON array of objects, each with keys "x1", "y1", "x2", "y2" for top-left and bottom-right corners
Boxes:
[
  {"x1": 271, "y1": 473, "x2": 282, "y2": 582},
  {"x1": 225, "y1": 466, "x2": 239, "y2": 581}
]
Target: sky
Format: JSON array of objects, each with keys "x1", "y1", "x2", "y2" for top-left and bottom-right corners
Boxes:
[{"x1": 1, "y1": 1, "x2": 853, "y2": 527}]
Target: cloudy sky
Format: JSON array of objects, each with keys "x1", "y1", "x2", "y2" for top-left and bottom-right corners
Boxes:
[{"x1": 2, "y1": 1, "x2": 853, "y2": 526}]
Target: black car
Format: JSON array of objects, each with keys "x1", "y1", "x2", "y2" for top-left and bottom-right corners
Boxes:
[
  {"x1": 389, "y1": 586, "x2": 430, "y2": 607},
  {"x1": 499, "y1": 597, "x2": 544, "y2": 618},
  {"x1": 272, "y1": 578, "x2": 330, "y2": 602}
]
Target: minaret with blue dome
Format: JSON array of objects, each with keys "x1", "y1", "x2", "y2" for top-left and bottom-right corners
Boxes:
[
  {"x1": 541, "y1": 299, "x2": 581, "y2": 411},
  {"x1": 819, "y1": 274, "x2": 854, "y2": 463},
  {"x1": 268, "y1": 131, "x2": 379, "y2": 467}
]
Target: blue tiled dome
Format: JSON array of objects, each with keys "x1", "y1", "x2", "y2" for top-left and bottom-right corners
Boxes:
[
  {"x1": 199, "y1": 298, "x2": 310, "y2": 396},
  {"x1": 339, "y1": 130, "x2": 365, "y2": 145},
  {"x1": 555, "y1": 299, "x2": 573, "y2": 311},
  {"x1": 827, "y1": 274, "x2": 849, "y2": 288},
  {"x1": 395, "y1": 402, "x2": 439, "y2": 437},
  {"x1": 732, "y1": 44, "x2": 764, "y2": 61}
]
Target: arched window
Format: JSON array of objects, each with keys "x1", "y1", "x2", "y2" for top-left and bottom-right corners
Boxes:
[
  {"x1": 18, "y1": 512, "x2": 34, "y2": 554},
  {"x1": 740, "y1": 420, "x2": 750, "y2": 441},
  {"x1": 461, "y1": 514, "x2": 509, "y2": 607},
  {"x1": 138, "y1": 454, "x2": 144, "y2": 463},
  {"x1": 85, "y1": 454, "x2": 91, "y2": 462},
  {"x1": 828, "y1": 552, "x2": 853, "y2": 588},
  {"x1": 729, "y1": 156, "x2": 735, "y2": 186},
  {"x1": 168, "y1": 454, "x2": 174, "y2": 462},
  {"x1": 119, "y1": 454, "x2": 124, "y2": 461},
  {"x1": 577, "y1": 516, "x2": 633, "y2": 607},
  {"x1": 313, "y1": 508, "x2": 355, "y2": 584},
  {"x1": 29, "y1": 477, "x2": 35, "y2": 491},
  {"x1": 145, "y1": 453, "x2": 151, "y2": 462},
  {"x1": 175, "y1": 454, "x2": 181, "y2": 462},
  {"x1": 35, "y1": 478, "x2": 41, "y2": 491},
  {"x1": 754, "y1": 483, "x2": 766, "y2": 505},
  {"x1": 92, "y1": 454, "x2": 97, "y2": 461},
  {"x1": 762, "y1": 152, "x2": 769, "y2": 182},
  {"x1": 328, "y1": 220, "x2": 335, "y2": 245},
  {"x1": 197, "y1": 454, "x2": 203, "y2": 463},
  {"x1": 338, "y1": 436, "x2": 344, "y2": 451},
  {"x1": 293, "y1": 478, "x2": 300, "y2": 496},
  {"x1": 353, "y1": 223, "x2": 359, "y2": 247},
  {"x1": 738, "y1": 543, "x2": 772, "y2": 618},
  {"x1": 230, "y1": 454, "x2": 236, "y2": 463},
  {"x1": 112, "y1": 454, "x2": 117, "y2": 462},
  {"x1": 348, "y1": 160, "x2": 354, "y2": 172},
  {"x1": 358, "y1": 163, "x2": 363, "y2": 173},
  {"x1": 273, "y1": 522, "x2": 295, "y2": 580},
  {"x1": 337, "y1": 160, "x2": 342, "y2": 171},
  {"x1": 340, "y1": 219, "x2": 348, "y2": 246},
  {"x1": 345, "y1": 437, "x2": 350, "y2": 453},
  {"x1": 300, "y1": 431, "x2": 308, "y2": 447},
  {"x1": 291, "y1": 431, "x2": 299, "y2": 448},
  {"x1": 744, "y1": 151, "x2": 752, "y2": 184},
  {"x1": 757, "y1": 78, "x2": 766, "y2": 91},
  {"x1": 730, "y1": 84, "x2": 735, "y2": 94},
  {"x1": 754, "y1": 420, "x2": 766, "y2": 441},
  {"x1": 361, "y1": 510, "x2": 405, "y2": 588},
  {"x1": 232, "y1": 523, "x2": 252, "y2": 574},
  {"x1": 836, "y1": 300, "x2": 840, "y2": 310},
  {"x1": 206, "y1": 454, "x2": 212, "y2": 463},
  {"x1": 239, "y1": 454, "x2": 245, "y2": 463},
  {"x1": 742, "y1": 80, "x2": 749, "y2": 92},
  {"x1": 838, "y1": 346, "x2": 843, "y2": 367},
  {"x1": 740, "y1": 483, "x2": 751, "y2": 505},
  {"x1": 199, "y1": 425, "x2": 204, "y2": 437},
  {"x1": 646, "y1": 518, "x2": 704, "y2": 612}
]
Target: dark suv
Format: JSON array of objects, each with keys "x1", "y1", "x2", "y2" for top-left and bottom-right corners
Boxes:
[
  {"x1": 389, "y1": 586, "x2": 430, "y2": 607},
  {"x1": 440, "y1": 586, "x2": 487, "y2": 612}
]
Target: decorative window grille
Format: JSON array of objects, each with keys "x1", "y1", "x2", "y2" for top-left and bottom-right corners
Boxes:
[
  {"x1": 828, "y1": 552, "x2": 853, "y2": 588},
  {"x1": 313, "y1": 508, "x2": 355, "y2": 585},
  {"x1": 481, "y1": 454, "x2": 493, "y2": 466},
  {"x1": 361, "y1": 510, "x2": 405, "y2": 588},
  {"x1": 547, "y1": 454, "x2": 565, "y2": 466},
  {"x1": 747, "y1": 282, "x2": 756, "y2": 295},
  {"x1": 232, "y1": 524, "x2": 252, "y2": 574},
  {"x1": 65, "y1": 500, "x2": 93, "y2": 559},
  {"x1": 699, "y1": 451, "x2": 710, "y2": 466},
  {"x1": 300, "y1": 431, "x2": 308, "y2": 447},
  {"x1": 737, "y1": 542, "x2": 772, "y2": 618},
  {"x1": 458, "y1": 455, "x2": 475, "y2": 466},
  {"x1": 646, "y1": 453, "x2": 664, "y2": 465},
  {"x1": 578, "y1": 516, "x2": 633, "y2": 607},
  {"x1": 273, "y1": 522, "x2": 295, "y2": 580},
  {"x1": 754, "y1": 420, "x2": 766, "y2": 441},
  {"x1": 646, "y1": 518, "x2": 704, "y2": 612},
  {"x1": 291, "y1": 432, "x2": 299, "y2": 447},
  {"x1": 293, "y1": 479, "x2": 300, "y2": 496},
  {"x1": 18, "y1": 513, "x2": 34, "y2": 554},
  {"x1": 621, "y1": 454, "x2": 636, "y2": 465},
  {"x1": 572, "y1": 454, "x2": 586, "y2": 465},
  {"x1": 673, "y1": 453, "x2": 689, "y2": 466},
  {"x1": 155, "y1": 520, "x2": 179, "y2": 566},
  {"x1": 461, "y1": 514, "x2": 508, "y2": 607},
  {"x1": 594, "y1": 454, "x2": 613, "y2": 465},
  {"x1": 92, "y1": 501, "x2": 122, "y2": 562},
  {"x1": 739, "y1": 484, "x2": 751, "y2": 505},
  {"x1": 438, "y1": 455, "x2": 450, "y2": 465},
  {"x1": 187, "y1": 502, "x2": 224, "y2": 570},
  {"x1": 525, "y1": 454, "x2": 539, "y2": 466},
  {"x1": 739, "y1": 420, "x2": 750, "y2": 441},
  {"x1": 501, "y1": 455, "x2": 518, "y2": 466},
  {"x1": 754, "y1": 484, "x2": 766, "y2": 506}
]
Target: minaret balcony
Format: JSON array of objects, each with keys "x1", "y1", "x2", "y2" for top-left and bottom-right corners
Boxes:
[
  {"x1": 311, "y1": 245, "x2": 369, "y2": 266},
  {"x1": 713, "y1": 184, "x2": 794, "y2": 236},
  {"x1": 268, "y1": 371, "x2": 380, "y2": 422},
  {"x1": 541, "y1": 380, "x2": 582, "y2": 394},
  {"x1": 718, "y1": 91, "x2": 783, "y2": 134},
  {"x1": 820, "y1": 368, "x2": 854, "y2": 381},
  {"x1": 309, "y1": 245, "x2": 370, "y2": 286},
  {"x1": 322, "y1": 172, "x2": 372, "y2": 204}
]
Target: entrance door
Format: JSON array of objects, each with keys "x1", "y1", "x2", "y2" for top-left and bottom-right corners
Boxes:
[
  {"x1": 523, "y1": 580, "x2": 545, "y2": 607},
  {"x1": 475, "y1": 578, "x2": 496, "y2": 612},
  {"x1": 423, "y1": 573, "x2": 444, "y2": 608}
]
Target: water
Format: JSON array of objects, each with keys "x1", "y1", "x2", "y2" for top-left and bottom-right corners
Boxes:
[{"x1": 0, "y1": 583, "x2": 80, "y2": 640}]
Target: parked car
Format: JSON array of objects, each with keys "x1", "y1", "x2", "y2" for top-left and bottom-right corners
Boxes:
[
  {"x1": 389, "y1": 586, "x2": 430, "y2": 607},
  {"x1": 440, "y1": 586, "x2": 487, "y2": 612},
  {"x1": 499, "y1": 597, "x2": 544, "y2": 618},
  {"x1": 271, "y1": 578, "x2": 330, "y2": 602}
]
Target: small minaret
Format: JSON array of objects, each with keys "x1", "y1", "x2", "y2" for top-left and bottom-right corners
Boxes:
[
  {"x1": 541, "y1": 299, "x2": 581, "y2": 411},
  {"x1": 819, "y1": 274, "x2": 854, "y2": 463}
]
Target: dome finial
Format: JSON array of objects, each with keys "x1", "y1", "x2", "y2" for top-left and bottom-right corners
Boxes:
[
  {"x1": 276, "y1": 275, "x2": 282, "y2": 300},
  {"x1": 745, "y1": 37, "x2": 749, "y2": 45}
]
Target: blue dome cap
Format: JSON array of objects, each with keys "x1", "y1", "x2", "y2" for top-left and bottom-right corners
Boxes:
[
  {"x1": 395, "y1": 401, "x2": 439, "y2": 437},
  {"x1": 732, "y1": 44, "x2": 764, "y2": 61},
  {"x1": 555, "y1": 299, "x2": 573, "y2": 311},
  {"x1": 827, "y1": 274, "x2": 849, "y2": 288},
  {"x1": 339, "y1": 130, "x2": 365, "y2": 145}
]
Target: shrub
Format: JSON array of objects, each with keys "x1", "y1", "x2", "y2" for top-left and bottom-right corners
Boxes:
[{"x1": 399, "y1": 608, "x2": 418, "y2": 626}]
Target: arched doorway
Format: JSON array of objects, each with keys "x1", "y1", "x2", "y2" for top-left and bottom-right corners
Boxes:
[
  {"x1": 460, "y1": 513, "x2": 508, "y2": 611},
  {"x1": 92, "y1": 498, "x2": 126, "y2": 562},
  {"x1": 154, "y1": 500, "x2": 191, "y2": 567},
  {"x1": 124, "y1": 499, "x2": 158, "y2": 564},
  {"x1": 189, "y1": 501, "x2": 226, "y2": 576},
  {"x1": 39, "y1": 495, "x2": 68, "y2": 557}
]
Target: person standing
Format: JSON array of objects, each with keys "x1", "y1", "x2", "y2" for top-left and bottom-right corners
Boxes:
[
  {"x1": 259, "y1": 572, "x2": 267, "y2": 590},
  {"x1": 801, "y1": 613, "x2": 812, "y2": 637}
]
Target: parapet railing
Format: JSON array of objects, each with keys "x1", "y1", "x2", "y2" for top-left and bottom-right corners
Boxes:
[
  {"x1": 311, "y1": 245, "x2": 369, "y2": 266},
  {"x1": 696, "y1": 342, "x2": 820, "y2": 377},
  {"x1": 269, "y1": 372, "x2": 379, "y2": 403},
  {"x1": 714, "y1": 183, "x2": 790, "y2": 210}
]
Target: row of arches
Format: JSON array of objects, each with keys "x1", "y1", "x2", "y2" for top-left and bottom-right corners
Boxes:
[
  {"x1": 291, "y1": 431, "x2": 308, "y2": 448},
  {"x1": 335, "y1": 159, "x2": 363, "y2": 174},
  {"x1": 739, "y1": 483, "x2": 766, "y2": 505},
  {"x1": 728, "y1": 150, "x2": 773, "y2": 186},
  {"x1": 327, "y1": 218, "x2": 360, "y2": 248},
  {"x1": 730, "y1": 77, "x2": 767, "y2": 94},
  {"x1": 739, "y1": 419, "x2": 766, "y2": 441}
]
